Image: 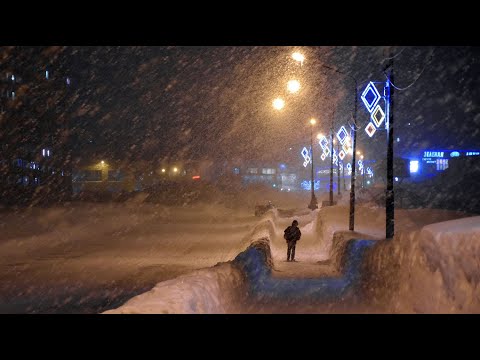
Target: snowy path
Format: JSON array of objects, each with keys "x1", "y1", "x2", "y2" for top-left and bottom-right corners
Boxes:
[{"x1": 269, "y1": 208, "x2": 336, "y2": 279}]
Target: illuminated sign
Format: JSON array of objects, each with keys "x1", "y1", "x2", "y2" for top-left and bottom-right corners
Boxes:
[
  {"x1": 423, "y1": 151, "x2": 444, "y2": 158},
  {"x1": 365, "y1": 122, "x2": 376, "y2": 137},
  {"x1": 409, "y1": 160, "x2": 419, "y2": 173},
  {"x1": 361, "y1": 82, "x2": 381, "y2": 113},
  {"x1": 301, "y1": 180, "x2": 320, "y2": 191},
  {"x1": 466, "y1": 151, "x2": 480, "y2": 156}
]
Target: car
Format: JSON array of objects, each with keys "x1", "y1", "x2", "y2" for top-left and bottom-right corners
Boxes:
[{"x1": 254, "y1": 201, "x2": 275, "y2": 217}]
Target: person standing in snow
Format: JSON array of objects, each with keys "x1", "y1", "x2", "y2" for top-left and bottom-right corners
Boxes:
[{"x1": 284, "y1": 220, "x2": 301, "y2": 262}]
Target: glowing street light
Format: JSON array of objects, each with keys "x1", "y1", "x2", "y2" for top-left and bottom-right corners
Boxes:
[
  {"x1": 292, "y1": 52, "x2": 305, "y2": 65},
  {"x1": 287, "y1": 79, "x2": 301, "y2": 93},
  {"x1": 161, "y1": 168, "x2": 166, "y2": 173},
  {"x1": 173, "y1": 167, "x2": 178, "y2": 173},
  {"x1": 273, "y1": 97, "x2": 285, "y2": 110}
]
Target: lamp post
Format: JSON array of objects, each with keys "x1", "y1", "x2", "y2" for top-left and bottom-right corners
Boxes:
[
  {"x1": 361, "y1": 155, "x2": 365, "y2": 188},
  {"x1": 329, "y1": 115, "x2": 334, "y2": 206},
  {"x1": 384, "y1": 54, "x2": 395, "y2": 240},
  {"x1": 337, "y1": 139, "x2": 341, "y2": 196},
  {"x1": 320, "y1": 64, "x2": 358, "y2": 231},
  {"x1": 308, "y1": 118, "x2": 318, "y2": 210}
]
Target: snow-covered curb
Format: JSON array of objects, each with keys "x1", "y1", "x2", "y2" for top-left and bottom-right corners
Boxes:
[{"x1": 103, "y1": 210, "x2": 280, "y2": 314}]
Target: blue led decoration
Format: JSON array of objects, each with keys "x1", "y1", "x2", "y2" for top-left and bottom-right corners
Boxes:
[
  {"x1": 371, "y1": 104, "x2": 385, "y2": 128},
  {"x1": 346, "y1": 162, "x2": 352, "y2": 175},
  {"x1": 361, "y1": 81, "x2": 381, "y2": 113},
  {"x1": 365, "y1": 122, "x2": 376, "y2": 137},
  {"x1": 319, "y1": 135, "x2": 329, "y2": 152},
  {"x1": 301, "y1": 147, "x2": 311, "y2": 167},
  {"x1": 336, "y1": 126, "x2": 349, "y2": 145},
  {"x1": 301, "y1": 180, "x2": 320, "y2": 191},
  {"x1": 367, "y1": 167, "x2": 373, "y2": 176}
]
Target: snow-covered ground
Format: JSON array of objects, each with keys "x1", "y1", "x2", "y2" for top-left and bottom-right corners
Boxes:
[
  {"x1": 0, "y1": 200, "x2": 260, "y2": 313},
  {"x1": 105, "y1": 193, "x2": 479, "y2": 314},
  {"x1": 2, "y1": 189, "x2": 478, "y2": 314}
]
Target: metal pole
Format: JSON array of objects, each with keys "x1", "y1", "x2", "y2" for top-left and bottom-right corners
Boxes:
[
  {"x1": 329, "y1": 120, "x2": 334, "y2": 206},
  {"x1": 343, "y1": 160, "x2": 346, "y2": 191},
  {"x1": 349, "y1": 78, "x2": 358, "y2": 231},
  {"x1": 385, "y1": 55, "x2": 395, "y2": 239},
  {"x1": 308, "y1": 124, "x2": 318, "y2": 210},
  {"x1": 337, "y1": 140, "x2": 340, "y2": 195}
]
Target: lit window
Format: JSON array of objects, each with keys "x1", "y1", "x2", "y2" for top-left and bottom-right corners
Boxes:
[
  {"x1": 247, "y1": 168, "x2": 258, "y2": 174},
  {"x1": 42, "y1": 149, "x2": 46, "y2": 157},
  {"x1": 66, "y1": 77, "x2": 71, "y2": 85},
  {"x1": 11, "y1": 74, "x2": 15, "y2": 81},
  {"x1": 409, "y1": 160, "x2": 419, "y2": 173},
  {"x1": 46, "y1": 70, "x2": 49, "y2": 79},
  {"x1": 47, "y1": 150, "x2": 50, "y2": 157}
]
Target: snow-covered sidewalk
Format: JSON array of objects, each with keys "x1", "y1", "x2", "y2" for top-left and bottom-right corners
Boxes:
[{"x1": 104, "y1": 201, "x2": 480, "y2": 314}]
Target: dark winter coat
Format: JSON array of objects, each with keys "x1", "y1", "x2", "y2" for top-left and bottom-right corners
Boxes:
[{"x1": 284, "y1": 225, "x2": 301, "y2": 242}]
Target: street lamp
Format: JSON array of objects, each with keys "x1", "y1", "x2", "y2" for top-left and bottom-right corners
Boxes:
[
  {"x1": 273, "y1": 97, "x2": 285, "y2": 110},
  {"x1": 337, "y1": 139, "x2": 341, "y2": 196},
  {"x1": 329, "y1": 114, "x2": 335, "y2": 206},
  {"x1": 319, "y1": 64, "x2": 359, "y2": 231},
  {"x1": 361, "y1": 155, "x2": 365, "y2": 188},
  {"x1": 287, "y1": 80, "x2": 301, "y2": 93},
  {"x1": 308, "y1": 118, "x2": 318, "y2": 210},
  {"x1": 292, "y1": 52, "x2": 305, "y2": 65}
]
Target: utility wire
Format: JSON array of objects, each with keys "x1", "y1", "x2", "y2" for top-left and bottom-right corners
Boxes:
[
  {"x1": 380, "y1": 47, "x2": 406, "y2": 62},
  {"x1": 384, "y1": 47, "x2": 435, "y2": 91}
]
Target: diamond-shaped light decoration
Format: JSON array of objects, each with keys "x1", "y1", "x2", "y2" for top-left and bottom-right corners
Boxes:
[
  {"x1": 339, "y1": 150, "x2": 346, "y2": 160},
  {"x1": 342, "y1": 143, "x2": 349, "y2": 154},
  {"x1": 321, "y1": 153, "x2": 326, "y2": 161},
  {"x1": 365, "y1": 122, "x2": 376, "y2": 137},
  {"x1": 371, "y1": 104, "x2": 385, "y2": 128},
  {"x1": 319, "y1": 136, "x2": 329, "y2": 152},
  {"x1": 361, "y1": 81, "x2": 381, "y2": 113},
  {"x1": 336, "y1": 126, "x2": 348, "y2": 145},
  {"x1": 301, "y1": 147, "x2": 311, "y2": 167}
]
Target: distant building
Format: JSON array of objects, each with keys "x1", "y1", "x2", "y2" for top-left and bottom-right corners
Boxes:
[{"x1": 0, "y1": 47, "x2": 73, "y2": 206}]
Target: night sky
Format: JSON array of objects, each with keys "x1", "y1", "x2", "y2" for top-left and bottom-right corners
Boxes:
[{"x1": 2, "y1": 46, "x2": 479, "y2": 169}]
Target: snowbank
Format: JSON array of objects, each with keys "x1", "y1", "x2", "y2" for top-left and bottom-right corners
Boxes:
[
  {"x1": 103, "y1": 262, "x2": 246, "y2": 314},
  {"x1": 361, "y1": 216, "x2": 480, "y2": 313}
]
